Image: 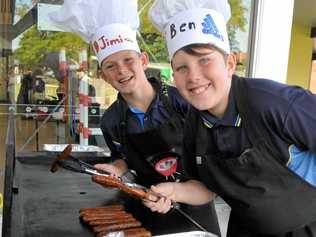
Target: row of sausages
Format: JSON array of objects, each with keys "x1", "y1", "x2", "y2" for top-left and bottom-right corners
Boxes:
[{"x1": 79, "y1": 204, "x2": 152, "y2": 237}]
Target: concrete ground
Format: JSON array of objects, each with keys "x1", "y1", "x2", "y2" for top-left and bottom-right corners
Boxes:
[{"x1": 215, "y1": 197, "x2": 231, "y2": 237}]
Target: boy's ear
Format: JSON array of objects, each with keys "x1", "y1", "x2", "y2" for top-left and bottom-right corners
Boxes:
[
  {"x1": 226, "y1": 53, "x2": 237, "y2": 76},
  {"x1": 140, "y1": 52, "x2": 149, "y2": 70}
]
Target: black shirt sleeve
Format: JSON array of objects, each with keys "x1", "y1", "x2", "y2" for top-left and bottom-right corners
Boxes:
[
  {"x1": 282, "y1": 89, "x2": 316, "y2": 153},
  {"x1": 244, "y1": 78, "x2": 316, "y2": 156},
  {"x1": 101, "y1": 125, "x2": 124, "y2": 160},
  {"x1": 100, "y1": 106, "x2": 125, "y2": 161}
]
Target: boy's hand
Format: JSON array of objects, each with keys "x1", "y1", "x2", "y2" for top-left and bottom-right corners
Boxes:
[
  {"x1": 143, "y1": 182, "x2": 176, "y2": 214},
  {"x1": 94, "y1": 159, "x2": 128, "y2": 177}
]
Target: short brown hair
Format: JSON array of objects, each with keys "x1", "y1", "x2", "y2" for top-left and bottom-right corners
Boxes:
[{"x1": 171, "y1": 43, "x2": 228, "y2": 67}]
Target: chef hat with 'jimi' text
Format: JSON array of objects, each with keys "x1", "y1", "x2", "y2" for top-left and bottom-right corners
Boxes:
[
  {"x1": 49, "y1": 0, "x2": 140, "y2": 65},
  {"x1": 149, "y1": 0, "x2": 231, "y2": 59}
]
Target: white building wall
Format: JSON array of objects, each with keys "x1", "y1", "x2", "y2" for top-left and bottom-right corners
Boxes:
[{"x1": 250, "y1": 0, "x2": 295, "y2": 83}]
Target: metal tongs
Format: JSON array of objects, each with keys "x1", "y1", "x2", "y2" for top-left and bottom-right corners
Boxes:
[
  {"x1": 50, "y1": 144, "x2": 208, "y2": 233},
  {"x1": 50, "y1": 144, "x2": 146, "y2": 190}
]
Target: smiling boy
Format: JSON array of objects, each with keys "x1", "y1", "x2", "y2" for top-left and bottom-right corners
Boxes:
[{"x1": 147, "y1": 0, "x2": 316, "y2": 236}]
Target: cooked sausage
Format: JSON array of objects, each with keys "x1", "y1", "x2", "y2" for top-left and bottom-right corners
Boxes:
[
  {"x1": 80, "y1": 211, "x2": 126, "y2": 219},
  {"x1": 121, "y1": 186, "x2": 148, "y2": 200},
  {"x1": 96, "y1": 228, "x2": 152, "y2": 237},
  {"x1": 79, "y1": 204, "x2": 124, "y2": 213},
  {"x1": 82, "y1": 213, "x2": 133, "y2": 223},
  {"x1": 80, "y1": 210, "x2": 127, "y2": 218},
  {"x1": 92, "y1": 175, "x2": 148, "y2": 199},
  {"x1": 123, "y1": 228, "x2": 152, "y2": 237},
  {"x1": 89, "y1": 217, "x2": 136, "y2": 226},
  {"x1": 81, "y1": 213, "x2": 127, "y2": 221},
  {"x1": 93, "y1": 220, "x2": 142, "y2": 233},
  {"x1": 91, "y1": 175, "x2": 122, "y2": 188}
]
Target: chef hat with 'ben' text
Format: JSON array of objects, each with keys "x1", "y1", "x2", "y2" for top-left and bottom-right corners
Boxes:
[
  {"x1": 49, "y1": 0, "x2": 140, "y2": 65},
  {"x1": 149, "y1": 0, "x2": 231, "y2": 59}
]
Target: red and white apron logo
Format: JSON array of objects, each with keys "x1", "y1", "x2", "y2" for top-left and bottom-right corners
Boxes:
[{"x1": 154, "y1": 157, "x2": 178, "y2": 177}]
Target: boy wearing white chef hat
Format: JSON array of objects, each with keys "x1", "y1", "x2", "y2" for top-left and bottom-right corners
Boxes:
[
  {"x1": 146, "y1": 1, "x2": 316, "y2": 237},
  {"x1": 150, "y1": 0, "x2": 231, "y2": 59},
  {"x1": 50, "y1": 0, "x2": 141, "y2": 64},
  {"x1": 50, "y1": 0, "x2": 221, "y2": 235}
]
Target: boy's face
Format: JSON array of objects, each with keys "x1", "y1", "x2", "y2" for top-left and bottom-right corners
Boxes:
[
  {"x1": 172, "y1": 47, "x2": 235, "y2": 116},
  {"x1": 100, "y1": 50, "x2": 149, "y2": 95}
]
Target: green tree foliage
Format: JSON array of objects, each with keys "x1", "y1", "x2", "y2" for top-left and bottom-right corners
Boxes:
[
  {"x1": 138, "y1": 0, "x2": 169, "y2": 62},
  {"x1": 15, "y1": 0, "x2": 248, "y2": 67},
  {"x1": 14, "y1": 26, "x2": 87, "y2": 70},
  {"x1": 138, "y1": 0, "x2": 248, "y2": 62},
  {"x1": 228, "y1": 0, "x2": 248, "y2": 52},
  {"x1": 14, "y1": 0, "x2": 88, "y2": 70}
]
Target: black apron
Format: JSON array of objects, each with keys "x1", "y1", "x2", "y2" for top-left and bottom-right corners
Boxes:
[
  {"x1": 194, "y1": 77, "x2": 316, "y2": 236},
  {"x1": 118, "y1": 81, "x2": 221, "y2": 236},
  {"x1": 119, "y1": 83, "x2": 185, "y2": 185}
]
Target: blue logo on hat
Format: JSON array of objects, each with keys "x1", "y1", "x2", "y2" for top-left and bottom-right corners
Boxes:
[{"x1": 202, "y1": 14, "x2": 224, "y2": 41}]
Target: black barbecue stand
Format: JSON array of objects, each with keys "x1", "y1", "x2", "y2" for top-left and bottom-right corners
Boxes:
[{"x1": 3, "y1": 114, "x2": 204, "y2": 237}]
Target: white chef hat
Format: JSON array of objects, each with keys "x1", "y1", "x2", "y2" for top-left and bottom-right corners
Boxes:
[
  {"x1": 149, "y1": 0, "x2": 231, "y2": 59},
  {"x1": 49, "y1": 0, "x2": 140, "y2": 65}
]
